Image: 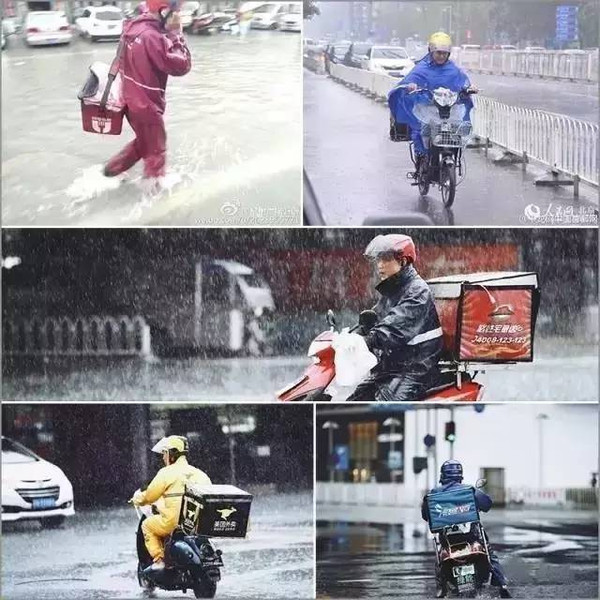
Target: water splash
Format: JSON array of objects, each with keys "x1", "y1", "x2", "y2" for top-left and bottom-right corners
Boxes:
[{"x1": 65, "y1": 164, "x2": 124, "y2": 205}]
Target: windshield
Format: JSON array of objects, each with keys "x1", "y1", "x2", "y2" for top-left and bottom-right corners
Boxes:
[
  {"x1": 2, "y1": 438, "x2": 39, "y2": 464},
  {"x1": 254, "y1": 5, "x2": 275, "y2": 13},
  {"x1": 372, "y1": 47, "x2": 409, "y2": 59},
  {"x1": 239, "y1": 273, "x2": 267, "y2": 288},
  {"x1": 96, "y1": 10, "x2": 123, "y2": 21},
  {"x1": 352, "y1": 44, "x2": 371, "y2": 56},
  {"x1": 288, "y1": 5, "x2": 301, "y2": 14},
  {"x1": 28, "y1": 12, "x2": 67, "y2": 27}
]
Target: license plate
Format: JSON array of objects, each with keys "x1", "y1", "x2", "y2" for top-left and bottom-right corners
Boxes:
[
  {"x1": 453, "y1": 564, "x2": 475, "y2": 578},
  {"x1": 32, "y1": 497, "x2": 56, "y2": 510}
]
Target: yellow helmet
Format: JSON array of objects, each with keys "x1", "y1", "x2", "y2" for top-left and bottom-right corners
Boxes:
[
  {"x1": 151, "y1": 435, "x2": 188, "y2": 454},
  {"x1": 429, "y1": 31, "x2": 452, "y2": 53}
]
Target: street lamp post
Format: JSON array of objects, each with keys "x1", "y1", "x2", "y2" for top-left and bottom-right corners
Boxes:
[
  {"x1": 383, "y1": 417, "x2": 401, "y2": 482},
  {"x1": 537, "y1": 414, "x2": 549, "y2": 492},
  {"x1": 322, "y1": 421, "x2": 339, "y2": 483}
]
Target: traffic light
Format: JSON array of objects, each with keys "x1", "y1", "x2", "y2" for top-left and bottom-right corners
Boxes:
[{"x1": 445, "y1": 421, "x2": 456, "y2": 442}]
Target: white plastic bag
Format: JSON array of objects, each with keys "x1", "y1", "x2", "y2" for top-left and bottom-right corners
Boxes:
[{"x1": 333, "y1": 329, "x2": 378, "y2": 387}]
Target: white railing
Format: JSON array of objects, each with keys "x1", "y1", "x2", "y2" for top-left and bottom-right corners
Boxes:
[
  {"x1": 472, "y1": 97, "x2": 598, "y2": 186},
  {"x1": 317, "y1": 482, "x2": 598, "y2": 508},
  {"x1": 3, "y1": 315, "x2": 152, "y2": 357},
  {"x1": 328, "y1": 63, "x2": 598, "y2": 187},
  {"x1": 454, "y1": 49, "x2": 599, "y2": 83},
  {"x1": 317, "y1": 482, "x2": 411, "y2": 506}
]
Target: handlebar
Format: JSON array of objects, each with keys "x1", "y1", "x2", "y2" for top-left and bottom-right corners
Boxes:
[{"x1": 394, "y1": 85, "x2": 480, "y2": 95}]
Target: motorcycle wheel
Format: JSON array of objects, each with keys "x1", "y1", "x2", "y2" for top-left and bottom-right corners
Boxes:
[
  {"x1": 137, "y1": 563, "x2": 155, "y2": 592},
  {"x1": 440, "y1": 164, "x2": 456, "y2": 208},
  {"x1": 417, "y1": 158, "x2": 430, "y2": 197},
  {"x1": 193, "y1": 576, "x2": 217, "y2": 599}
]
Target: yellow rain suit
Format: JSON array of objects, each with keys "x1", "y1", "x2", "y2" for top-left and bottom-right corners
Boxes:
[{"x1": 134, "y1": 456, "x2": 211, "y2": 561}]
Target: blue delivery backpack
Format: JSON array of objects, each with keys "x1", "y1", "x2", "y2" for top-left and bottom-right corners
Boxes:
[{"x1": 426, "y1": 486, "x2": 480, "y2": 533}]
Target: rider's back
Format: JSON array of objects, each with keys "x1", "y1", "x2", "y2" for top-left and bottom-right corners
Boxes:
[{"x1": 146, "y1": 456, "x2": 212, "y2": 528}]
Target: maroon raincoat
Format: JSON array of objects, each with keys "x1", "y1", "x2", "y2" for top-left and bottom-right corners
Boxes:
[{"x1": 105, "y1": 15, "x2": 191, "y2": 179}]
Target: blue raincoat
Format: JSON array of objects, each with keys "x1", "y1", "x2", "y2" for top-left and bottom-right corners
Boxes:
[{"x1": 388, "y1": 55, "x2": 474, "y2": 155}]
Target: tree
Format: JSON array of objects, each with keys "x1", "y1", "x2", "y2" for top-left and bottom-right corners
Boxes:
[
  {"x1": 579, "y1": 1, "x2": 599, "y2": 47},
  {"x1": 304, "y1": 0, "x2": 319, "y2": 20}
]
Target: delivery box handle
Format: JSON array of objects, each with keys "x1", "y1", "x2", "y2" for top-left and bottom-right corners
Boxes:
[{"x1": 99, "y1": 39, "x2": 125, "y2": 110}]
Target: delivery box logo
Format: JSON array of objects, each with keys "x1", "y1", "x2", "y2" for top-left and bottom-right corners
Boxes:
[{"x1": 217, "y1": 507, "x2": 237, "y2": 520}]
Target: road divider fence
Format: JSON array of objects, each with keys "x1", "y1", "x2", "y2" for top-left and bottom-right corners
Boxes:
[{"x1": 3, "y1": 315, "x2": 152, "y2": 357}]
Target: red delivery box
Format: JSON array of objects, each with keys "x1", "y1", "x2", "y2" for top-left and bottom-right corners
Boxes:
[{"x1": 427, "y1": 272, "x2": 540, "y2": 363}]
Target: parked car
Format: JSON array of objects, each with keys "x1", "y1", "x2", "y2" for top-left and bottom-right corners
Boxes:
[
  {"x1": 2, "y1": 436, "x2": 75, "y2": 528},
  {"x1": 250, "y1": 2, "x2": 295, "y2": 30},
  {"x1": 460, "y1": 44, "x2": 481, "y2": 51},
  {"x1": 361, "y1": 45, "x2": 414, "y2": 77},
  {"x1": 180, "y1": 0, "x2": 201, "y2": 30},
  {"x1": 25, "y1": 11, "x2": 72, "y2": 46},
  {"x1": 191, "y1": 11, "x2": 232, "y2": 35},
  {"x1": 75, "y1": 6, "x2": 124, "y2": 42},
  {"x1": 524, "y1": 46, "x2": 546, "y2": 52},
  {"x1": 343, "y1": 41, "x2": 371, "y2": 68},
  {"x1": 279, "y1": 3, "x2": 301, "y2": 32}
]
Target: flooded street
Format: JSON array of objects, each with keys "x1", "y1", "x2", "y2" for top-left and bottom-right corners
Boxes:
[
  {"x1": 2, "y1": 32, "x2": 301, "y2": 226},
  {"x1": 316, "y1": 509, "x2": 598, "y2": 599},
  {"x1": 2, "y1": 337, "x2": 597, "y2": 401},
  {"x1": 2, "y1": 492, "x2": 314, "y2": 599}
]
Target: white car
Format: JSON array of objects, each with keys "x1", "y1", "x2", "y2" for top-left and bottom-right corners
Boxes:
[
  {"x1": 25, "y1": 11, "x2": 72, "y2": 46},
  {"x1": 251, "y1": 2, "x2": 295, "y2": 30},
  {"x1": 179, "y1": 1, "x2": 200, "y2": 30},
  {"x1": 2, "y1": 436, "x2": 75, "y2": 527},
  {"x1": 76, "y1": 6, "x2": 123, "y2": 42},
  {"x1": 278, "y1": 4, "x2": 301, "y2": 32},
  {"x1": 524, "y1": 46, "x2": 546, "y2": 53},
  {"x1": 362, "y1": 46, "x2": 414, "y2": 78}
]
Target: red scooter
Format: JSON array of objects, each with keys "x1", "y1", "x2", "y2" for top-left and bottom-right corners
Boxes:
[{"x1": 276, "y1": 272, "x2": 540, "y2": 403}]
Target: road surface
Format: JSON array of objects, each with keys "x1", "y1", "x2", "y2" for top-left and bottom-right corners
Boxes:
[
  {"x1": 2, "y1": 492, "x2": 314, "y2": 599},
  {"x1": 2, "y1": 338, "x2": 597, "y2": 401},
  {"x1": 316, "y1": 507, "x2": 598, "y2": 599}
]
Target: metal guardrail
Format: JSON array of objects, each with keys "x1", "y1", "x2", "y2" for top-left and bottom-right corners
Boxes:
[
  {"x1": 327, "y1": 62, "x2": 598, "y2": 187},
  {"x1": 454, "y1": 49, "x2": 599, "y2": 83},
  {"x1": 472, "y1": 97, "x2": 599, "y2": 187},
  {"x1": 3, "y1": 315, "x2": 152, "y2": 357}
]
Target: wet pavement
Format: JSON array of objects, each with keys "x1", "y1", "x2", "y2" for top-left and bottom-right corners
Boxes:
[
  {"x1": 2, "y1": 339, "x2": 597, "y2": 401},
  {"x1": 2, "y1": 32, "x2": 301, "y2": 226},
  {"x1": 303, "y1": 70, "x2": 598, "y2": 227},
  {"x1": 2, "y1": 491, "x2": 314, "y2": 599},
  {"x1": 462, "y1": 73, "x2": 598, "y2": 123},
  {"x1": 316, "y1": 508, "x2": 598, "y2": 599}
]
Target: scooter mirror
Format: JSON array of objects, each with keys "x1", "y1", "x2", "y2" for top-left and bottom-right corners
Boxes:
[
  {"x1": 326, "y1": 309, "x2": 336, "y2": 327},
  {"x1": 359, "y1": 310, "x2": 378, "y2": 330},
  {"x1": 475, "y1": 478, "x2": 487, "y2": 489}
]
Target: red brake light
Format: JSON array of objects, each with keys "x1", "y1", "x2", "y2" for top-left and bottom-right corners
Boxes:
[
  {"x1": 27, "y1": 27, "x2": 40, "y2": 33},
  {"x1": 59, "y1": 25, "x2": 70, "y2": 31}
]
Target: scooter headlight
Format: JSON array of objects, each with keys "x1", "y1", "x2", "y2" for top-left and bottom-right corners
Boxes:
[{"x1": 433, "y1": 88, "x2": 458, "y2": 107}]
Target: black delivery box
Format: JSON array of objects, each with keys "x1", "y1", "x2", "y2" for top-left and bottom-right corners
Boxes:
[{"x1": 179, "y1": 483, "x2": 253, "y2": 538}]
